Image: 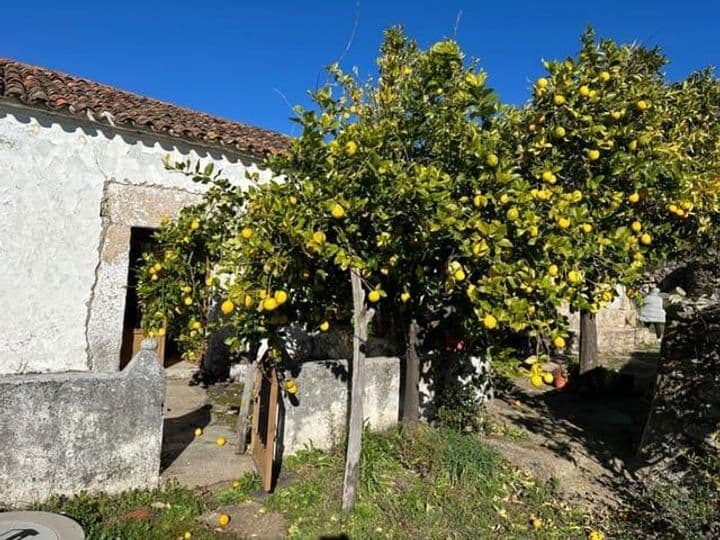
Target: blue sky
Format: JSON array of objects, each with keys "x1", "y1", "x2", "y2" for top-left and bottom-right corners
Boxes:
[{"x1": 3, "y1": 1, "x2": 718, "y2": 136}]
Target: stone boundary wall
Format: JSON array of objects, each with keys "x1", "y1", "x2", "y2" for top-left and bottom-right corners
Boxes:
[
  {"x1": 279, "y1": 357, "x2": 400, "y2": 455},
  {"x1": 0, "y1": 345, "x2": 166, "y2": 507},
  {"x1": 638, "y1": 300, "x2": 720, "y2": 482}
]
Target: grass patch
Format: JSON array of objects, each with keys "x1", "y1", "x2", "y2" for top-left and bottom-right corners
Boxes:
[
  {"x1": 267, "y1": 424, "x2": 600, "y2": 539},
  {"x1": 215, "y1": 472, "x2": 262, "y2": 505},
  {"x1": 31, "y1": 481, "x2": 218, "y2": 539}
]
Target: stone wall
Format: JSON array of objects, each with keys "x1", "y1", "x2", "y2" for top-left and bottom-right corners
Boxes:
[
  {"x1": 0, "y1": 344, "x2": 166, "y2": 507},
  {"x1": 637, "y1": 299, "x2": 720, "y2": 483},
  {"x1": 0, "y1": 102, "x2": 273, "y2": 374},
  {"x1": 564, "y1": 286, "x2": 658, "y2": 356},
  {"x1": 279, "y1": 357, "x2": 400, "y2": 455}
]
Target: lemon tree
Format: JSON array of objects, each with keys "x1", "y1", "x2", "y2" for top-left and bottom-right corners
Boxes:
[{"x1": 512, "y1": 29, "x2": 719, "y2": 374}]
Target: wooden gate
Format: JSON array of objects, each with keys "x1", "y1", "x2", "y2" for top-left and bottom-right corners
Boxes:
[{"x1": 250, "y1": 367, "x2": 280, "y2": 492}]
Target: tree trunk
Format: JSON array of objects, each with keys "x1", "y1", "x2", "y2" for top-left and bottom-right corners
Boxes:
[
  {"x1": 235, "y1": 359, "x2": 258, "y2": 454},
  {"x1": 579, "y1": 310, "x2": 598, "y2": 375},
  {"x1": 402, "y1": 320, "x2": 421, "y2": 423},
  {"x1": 342, "y1": 268, "x2": 375, "y2": 513}
]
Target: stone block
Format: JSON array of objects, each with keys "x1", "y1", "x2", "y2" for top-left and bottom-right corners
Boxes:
[
  {"x1": 0, "y1": 348, "x2": 166, "y2": 507},
  {"x1": 279, "y1": 357, "x2": 400, "y2": 455}
]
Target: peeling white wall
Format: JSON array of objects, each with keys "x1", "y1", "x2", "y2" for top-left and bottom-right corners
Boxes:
[{"x1": 0, "y1": 102, "x2": 273, "y2": 375}]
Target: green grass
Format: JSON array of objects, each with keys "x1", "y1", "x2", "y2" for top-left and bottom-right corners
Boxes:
[
  {"x1": 215, "y1": 472, "x2": 262, "y2": 505},
  {"x1": 31, "y1": 481, "x2": 219, "y2": 539},
  {"x1": 266, "y1": 425, "x2": 600, "y2": 539}
]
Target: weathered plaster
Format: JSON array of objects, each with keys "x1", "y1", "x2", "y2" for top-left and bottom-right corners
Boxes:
[
  {"x1": 0, "y1": 102, "x2": 272, "y2": 374},
  {"x1": 0, "y1": 345, "x2": 166, "y2": 507}
]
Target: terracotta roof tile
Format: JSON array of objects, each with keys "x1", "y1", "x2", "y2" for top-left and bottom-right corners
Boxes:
[{"x1": 0, "y1": 58, "x2": 289, "y2": 158}]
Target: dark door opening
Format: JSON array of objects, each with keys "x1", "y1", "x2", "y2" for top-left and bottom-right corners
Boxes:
[{"x1": 119, "y1": 227, "x2": 180, "y2": 369}]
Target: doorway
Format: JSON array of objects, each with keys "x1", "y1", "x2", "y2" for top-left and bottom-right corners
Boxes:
[{"x1": 119, "y1": 227, "x2": 179, "y2": 369}]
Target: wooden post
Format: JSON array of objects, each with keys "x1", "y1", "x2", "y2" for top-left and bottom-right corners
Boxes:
[
  {"x1": 342, "y1": 268, "x2": 375, "y2": 513},
  {"x1": 235, "y1": 360, "x2": 258, "y2": 454},
  {"x1": 579, "y1": 310, "x2": 599, "y2": 375},
  {"x1": 402, "y1": 320, "x2": 421, "y2": 423}
]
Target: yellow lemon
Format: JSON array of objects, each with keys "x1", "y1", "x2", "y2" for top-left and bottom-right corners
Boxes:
[
  {"x1": 602, "y1": 291, "x2": 613, "y2": 303},
  {"x1": 554, "y1": 126, "x2": 566, "y2": 137},
  {"x1": 190, "y1": 219, "x2": 200, "y2": 230},
  {"x1": 263, "y1": 297, "x2": 278, "y2": 311},
  {"x1": 220, "y1": 299, "x2": 235, "y2": 315},
  {"x1": 530, "y1": 375, "x2": 544, "y2": 388},
  {"x1": 312, "y1": 231, "x2": 326, "y2": 244},
  {"x1": 579, "y1": 85, "x2": 590, "y2": 97},
  {"x1": 531, "y1": 517, "x2": 544, "y2": 529},
  {"x1": 636, "y1": 100, "x2": 649, "y2": 111},
  {"x1": 587, "y1": 149, "x2": 600, "y2": 161},
  {"x1": 599, "y1": 71, "x2": 611, "y2": 82},
  {"x1": 289, "y1": 195, "x2": 298, "y2": 205},
  {"x1": 153, "y1": 262, "x2": 162, "y2": 272},
  {"x1": 631, "y1": 221, "x2": 642, "y2": 232},
  {"x1": 628, "y1": 192, "x2": 640, "y2": 204},
  {"x1": 319, "y1": 321, "x2": 330, "y2": 332},
  {"x1": 216, "y1": 437, "x2": 226, "y2": 447},
  {"x1": 483, "y1": 314, "x2": 498, "y2": 330},
  {"x1": 553, "y1": 95, "x2": 566, "y2": 105},
  {"x1": 183, "y1": 296, "x2": 193, "y2": 306},
  {"x1": 553, "y1": 336, "x2": 566, "y2": 349},
  {"x1": 472, "y1": 241, "x2": 488, "y2": 257},
  {"x1": 557, "y1": 217, "x2": 571, "y2": 229},
  {"x1": 681, "y1": 201, "x2": 694, "y2": 211},
  {"x1": 542, "y1": 170, "x2": 557, "y2": 183},
  {"x1": 218, "y1": 513, "x2": 231, "y2": 527},
  {"x1": 628, "y1": 139, "x2": 638, "y2": 151},
  {"x1": 285, "y1": 379, "x2": 298, "y2": 394},
  {"x1": 368, "y1": 290, "x2": 382, "y2": 303},
  {"x1": 150, "y1": 274, "x2": 158, "y2": 281},
  {"x1": 581, "y1": 223, "x2": 593, "y2": 233},
  {"x1": 243, "y1": 294, "x2": 254, "y2": 309},
  {"x1": 548, "y1": 264, "x2": 559, "y2": 277},
  {"x1": 486, "y1": 153, "x2": 499, "y2": 168},
  {"x1": 184, "y1": 532, "x2": 193, "y2": 539},
  {"x1": 473, "y1": 194, "x2": 487, "y2": 208},
  {"x1": 400, "y1": 291, "x2": 411, "y2": 303},
  {"x1": 611, "y1": 110, "x2": 623, "y2": 120},
  {"x1": 453, "y1": 269, "x2": 466, "y2": 282},
  {"x1": 157, "y1": 327, "x2": 166, "y2": 337},
  {"x1": 640, "y1": 233, "x2": 652, "y2": 245},
  {"x1": 274, "y1": 290, "x2": 288, "y2": 305},
  {"x1": 330, "y1": 203, "x2": 345, "y2": 219},
  {"x1": 191, "y1": 321, "x2": 202, "y2": 331},
  {"x1": 241, "y1": 227, "x2": 253, "y2": 239},
  {"x1": 345, "y1": 140, "x2": 358, "y2": 156},
  {"x1": 543, "y1": 372, "x2": 555, "y2": 384},
  {"x1": 499, "y1": 193, "x2": 510, "y2": 204},
  {"x1": 194, "y1": 427, "x2": 203, "y2": 437},
  {"x1": 506, "y1": 207, "x2": 519, "y2": 221},
  {"x1": 536, "y1": 77, "x2": 549, "y2": 89},
  {"x1": 588, "y1": 530, "x2": 605, "y2": 540},
  {"x1": 568, "y1": 270, "x2": 582, "y2": 284}
]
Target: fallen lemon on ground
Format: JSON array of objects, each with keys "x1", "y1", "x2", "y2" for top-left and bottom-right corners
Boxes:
[
  {"x1": 530, "y1": 374, "x2": 544, "y2": 388},
  {"x1": 194, "y1": 427, "x2": 202, "y2": 437},
  {"x1": 628, "y1": 192, "x2": 640, "y2": 204},
  {"x1": 530, "y1": 516, "x2": 543, "y2": 529},
  {"x1": 586, "y1": 149, "x2": 600, "y2": 160},
  {"x1": 183, "y1": 532, "x2": 192, "y2": 539},
  {"x1": 640, "y1": 233, "x2": 652, "y2": 245},
  {"x1": 631, "y1": 221, "x2": 642, "y2": 232},
  {"x1": 216, "y1": 437, "x2": 226, "y2": 447},
  {"x1": 241, "y1": 227, "x2": 253, "y2": 239},
  {"x1": 218, "y1": 513, "x2": 231, "y2": 527},
  {"x1": 345, "y1": 140, "x2": 358, "y2": 156},
  {"x1": 548, "y1": 264, "x2": 559, "y2": 277},
  {"x1": 190, "y1": 219, "x2": 200, "y2": 230},
  {"x1": 588, "y1": 530, "x2": 605, "y2": 540},
  {"x1": 319, "y1": 321, "x2": 330, "y2": 332},
  {"x1": 486, "y1": 153, "x2": 499, "y2": 167},
  {"x1": 400, "y1": 291, "x2": 411, "y2": 303},
  {"x1": 312, "y1": 231, "x2": 326, "y2": 244},
  {"x1": 553, "y1": 336, "x2": 566, "y2": 349}
]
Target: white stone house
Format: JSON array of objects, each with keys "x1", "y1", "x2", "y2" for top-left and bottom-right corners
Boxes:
[{"x1": 0, "y1": 59, "x2": 287, "y2": 375}]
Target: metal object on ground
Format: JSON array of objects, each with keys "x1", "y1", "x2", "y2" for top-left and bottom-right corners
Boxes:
[{"x1": 0, "y1": 511, "x2": 84, "y2": 540}]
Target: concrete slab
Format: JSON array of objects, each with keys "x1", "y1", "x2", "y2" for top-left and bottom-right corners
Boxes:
[{"x1": 161, "y1": 378, "x2": 253, "y2": 489}]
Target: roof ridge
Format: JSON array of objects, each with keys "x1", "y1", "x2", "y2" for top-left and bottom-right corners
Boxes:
[{"x1": 0, "y1": 57, "x2": 290, "y2": 157}]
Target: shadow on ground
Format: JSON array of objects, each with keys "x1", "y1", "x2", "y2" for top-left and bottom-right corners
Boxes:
[
  {"x1": 488, "y1": 350, "x2": 662, "y2": 506},
  {"x1": 161, "y1": 404, "x2": 212, "y2": 472}
]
